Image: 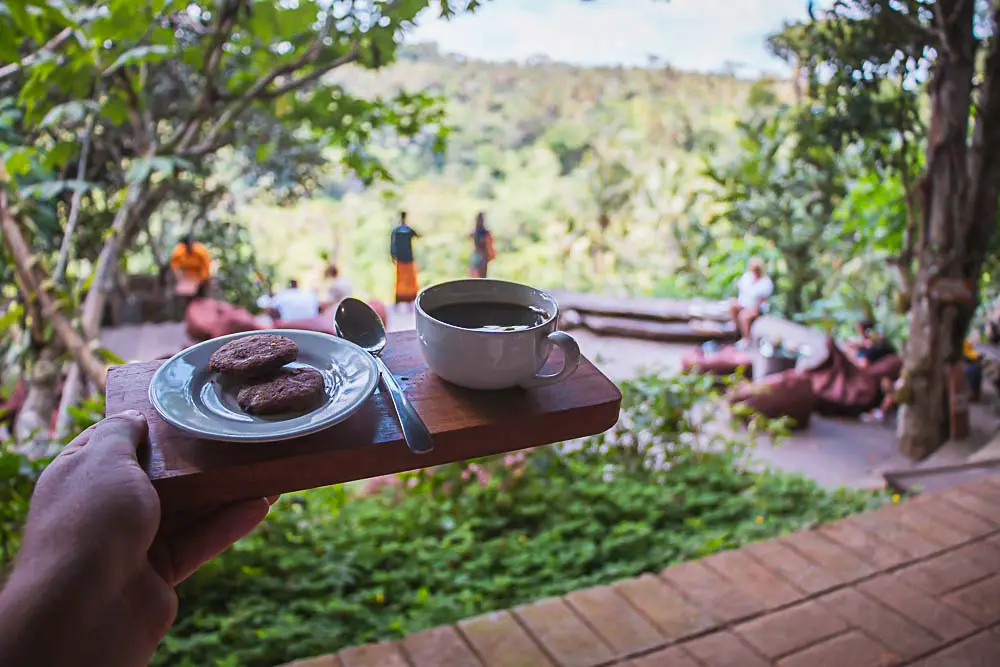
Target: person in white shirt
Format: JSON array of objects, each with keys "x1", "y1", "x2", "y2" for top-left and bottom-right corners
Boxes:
[
  {"x1": 730, "y1": 257, "x2": 774, "y2": 344},
  {"x1": 269, "y1": 279, "x2": 320, "y2": 322},
  {"x1": 321, "y1": 263, "x2": 353, "y2": 311}
]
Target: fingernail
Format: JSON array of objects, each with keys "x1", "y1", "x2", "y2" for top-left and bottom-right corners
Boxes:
[{"x1": 122, "y1": 410, "x2": 146, "y2": 421}]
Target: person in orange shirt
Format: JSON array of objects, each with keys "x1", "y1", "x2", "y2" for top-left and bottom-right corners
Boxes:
[{"x1": 169, "y1": 233, "x2": 212, "y2": 299}]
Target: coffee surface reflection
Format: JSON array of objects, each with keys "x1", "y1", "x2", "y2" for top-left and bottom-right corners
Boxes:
[{"x1": 426, "y1": 301, "x2": 548, "y2": 332}]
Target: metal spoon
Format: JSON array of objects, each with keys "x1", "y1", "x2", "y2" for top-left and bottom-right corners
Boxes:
[{"x1": 334, "y1": 298, "x2": 434, "y2": 454}]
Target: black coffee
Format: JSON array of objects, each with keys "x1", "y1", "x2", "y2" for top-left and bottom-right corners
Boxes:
[{"x1": 428, "y1": 302, "x2": 548, "y2": 332}]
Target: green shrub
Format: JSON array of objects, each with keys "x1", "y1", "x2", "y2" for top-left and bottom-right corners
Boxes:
[
  {"x1": 0, "y1": 393, "x2": 104, "y2": 570},
  {"x1": 156, "y1": 372, "x2": 885, "y2": 667}
]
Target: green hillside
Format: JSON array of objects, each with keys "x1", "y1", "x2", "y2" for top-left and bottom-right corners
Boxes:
[{"x1": 241, "y1": 44, "x2": 790, "y2": 302}]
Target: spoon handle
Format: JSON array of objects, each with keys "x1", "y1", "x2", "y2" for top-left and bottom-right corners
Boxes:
[{"x1": 376, "y1": 357, "x2": 434, "y2": 454}]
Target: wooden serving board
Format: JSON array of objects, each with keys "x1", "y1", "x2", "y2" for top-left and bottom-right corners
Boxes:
[{"x1": 105, "y1": 330, "x2": 622, "y2": 513}]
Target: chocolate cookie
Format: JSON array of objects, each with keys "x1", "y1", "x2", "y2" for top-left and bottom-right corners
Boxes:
[
  {"x1": 236, "y1": 367, "x2": 325, "y2": 415},
  {"x1": 209, "y1": 334, "x2": 298, "y2": 377}
]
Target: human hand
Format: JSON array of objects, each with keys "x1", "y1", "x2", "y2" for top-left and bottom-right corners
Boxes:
[{"x1": 0, "y1": 411, "x2": 271, "y2": 667}]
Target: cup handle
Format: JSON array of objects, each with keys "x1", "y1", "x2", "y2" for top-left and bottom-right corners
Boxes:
[{"x1": 519, "y1": 331, "x2": 581, "y2": 389}]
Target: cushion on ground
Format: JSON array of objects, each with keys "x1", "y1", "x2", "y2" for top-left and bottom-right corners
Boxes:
[
  {"x1": 185, "y1": 298, "x2": 263, "y2": 342},
  {"x1": 681, "y1": 345, "x2": 752, "y2": 377},
  {"x1": 278, "y1": 299, "x2": 387, "y2": 334},
  {"x1": 727, "y1": 370, "x2": 814, "y2": 429},
  {"x1": 276, "y1": 313, "x2": 337, "y2": 336},
  {"x1": 806, "y1": 338, "x2": 901, "y2": 417}
]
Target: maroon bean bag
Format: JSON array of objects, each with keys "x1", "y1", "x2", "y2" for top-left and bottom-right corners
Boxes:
[
  {"x1": 277, "y1": 299, "x2": 388, "y2": 336},
  {"x1": 805, "y1": 338, "x2": 902, "y2": 417},
  {"x1": 185, "y1": 298, "x2": 263, "y2": 342},
  {"x1": 187, "y1": 298, "x2": 390, "y2": 343},
  {"x1": 728, "y1": 370, "x2": 815, "y2": 429},
  {"x1": 276, "y1": 312, "x2": 338, "y2": 336},
  {"x1": 682, "y1": 345, "x2": 752, "y2": 378}
]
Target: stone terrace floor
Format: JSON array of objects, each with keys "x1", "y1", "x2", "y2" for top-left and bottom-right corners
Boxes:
[{"x1": 280, "y1": 474, "x2": 1000, "y2": 667}]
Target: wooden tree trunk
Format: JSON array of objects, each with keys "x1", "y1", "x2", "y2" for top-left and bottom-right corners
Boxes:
[
  {"x1": 80, "y1": 180, "x2": 146, "y2": 339},
  {"x1": 52, "y1": 363, "x2": 82, "y2": 442},
  {"x1": 13, "y1": 346, "x2": 61, "y2": 454},
  {"x1": 897, "y1": 0, "x2": 1000, "y2": 458}
]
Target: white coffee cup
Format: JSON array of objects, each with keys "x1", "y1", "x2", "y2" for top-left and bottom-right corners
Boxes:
[{"x1": 415, "y1": 279, "x2": 581, "y2": 390}]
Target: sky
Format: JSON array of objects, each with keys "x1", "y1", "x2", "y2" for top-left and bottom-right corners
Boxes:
[{"x1": 407, "y1": 0, "x2": 816, "y2": 76}]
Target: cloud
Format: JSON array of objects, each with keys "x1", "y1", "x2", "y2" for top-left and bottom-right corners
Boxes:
[{"x1": 407, "y1": 0, "x2": 815, "y2": 75}]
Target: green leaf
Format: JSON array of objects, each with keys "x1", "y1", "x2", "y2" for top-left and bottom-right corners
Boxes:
[
  {"x1": 42, "y1": 140, "x2": 77, "y2": 170},
  {"x1": 0, "y1": 25, "x2": 19, "y2": 62},
  {"x1": 125, "y1": 155, "x2": 192, "y2": 183},
  {"x1": 101, "y1": 96, "x2": 129, "y2": 126},
  {"x1": 39, "y1": 101, "x2": 96, "y2": 129},
  {"x1": 6, "y1": 1, "x2": 41, "y2": 42},
  {"x1": 0, "y1": 302, "x2": 21, "y2": 331},
  {"x1": 104, "y1": 45, "x2": 171, "y2": 75},
  {"x1": 18, "y1": 179, "x2": 92, "y2": 201},
  {"x1": 94, "y1": 347, "x2": 125, "y2": 365},
  {"x1": 2, "y1": 147, "x2": 32, "y2": 176}
]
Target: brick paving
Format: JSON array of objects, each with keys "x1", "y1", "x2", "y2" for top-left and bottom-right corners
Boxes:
[{"x1": 278, "y1": 474, "x2": 1000, "y2": 667}]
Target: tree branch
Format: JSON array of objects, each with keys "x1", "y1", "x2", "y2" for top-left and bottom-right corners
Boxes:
[
  {"x1": 53, "y1": 104, "x2": 99, "y2": 285},
  {"x1": 874, "y1": 0, "x2": 937, "y2": 45},
  {"x1": 117, "y1": 69, "x2": 156, "y2": 152},
  {"x1": 180, "y1": 43, "x2": 359, "y2": 157},
  {"x1": 259, "y1": 50, "x2": 360, "y2": 100},
  {"x1": 0, "y1": 191, "x2": 107, "y2": 390},
  {"x1": 79, "y1": 176, "x2": 150, "y2": 340},
  {"x1": 165, "y1": 0, "x2": 245, "y2": 152},
  {"x1": 0, "y1": 27, "x2": 74, "y2": 82}
]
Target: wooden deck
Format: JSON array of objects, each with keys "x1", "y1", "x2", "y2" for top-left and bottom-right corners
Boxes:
[{"x1": 280, "y1": 474, "x2": 1000, "y2": 667}]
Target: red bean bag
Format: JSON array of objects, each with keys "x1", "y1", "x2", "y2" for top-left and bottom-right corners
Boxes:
[
  {"x1": 368, "y1": 299, "x2": 388, "y2": 328},
  {"x1": 277, "y1": 299, "x2": 388, "y2": 336},
  {"x1": 728, "y1": 370, "x2": 815, "y2": 429},
  {"x1": 682, "y1": 345, "x2": 752, "y2": 378},
  {"x1": 185, "y1": 298, "x2": 263, "y2": 342},
  {"x1": 277, "y1": 313, "x2": 337, "y2": 336},
  {"x1": 806, "y1": 339, "x2": 902, "y2": 417},
  {"x1": 186, "y1": 298, "x2": 389, "y2": 342}
]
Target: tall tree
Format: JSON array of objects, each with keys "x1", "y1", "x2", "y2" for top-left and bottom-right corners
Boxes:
[
  {"x1": 0, "y1": 0, "x2": 475, "y2": 445},
  {"x1": 772, "y1": 0, "x2": 1000, "y2": 458}
]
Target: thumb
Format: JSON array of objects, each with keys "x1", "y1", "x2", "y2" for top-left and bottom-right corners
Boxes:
[{"x1": 89, "y1": 411, "x2": 148, "y2": 461}]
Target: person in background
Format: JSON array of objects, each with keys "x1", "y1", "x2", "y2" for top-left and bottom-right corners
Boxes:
[
  {"x1": 964, "y1": 337, "x2": 983, "y2": 402},
  {"x1": 729, "y1": 257, "x2": 774, "y2": 346},
  {"x1": 846, "y1": 318, "x2": 897, "y2": 369},
  {"x1": 169, "y1": 233, "x2": 212, "y2": 299},
  {"x1": 321, "y1": 263, "x2": 353, "y2": 311},
  {"x1": 871, "y1": 336, "x2": 982, "y2": 424},
  {"x1": 269, "y1": 279, "x2": 319, "y2": 322},
  {"x1": 469, "y1": 212, "x2": 496, "y2": 279},
  {"x1": 390, "y1": 211, "x2": 420, "y2": 311}
]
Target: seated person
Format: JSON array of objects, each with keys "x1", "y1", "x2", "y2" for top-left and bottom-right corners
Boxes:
[
  {"x1": 964, "y1": 338, "x2": 983, "y2": 402},
  {"x1": 320, "y1": 263, "x2": 352, "y2": 311},
  {"x1": 847, "y1": 319, "x2": 896, "y2": 369},
  {"x1": 873, "y1": 338, "x2": 982, "y2": 422},
  {"x1": 730, "y1": 257, "x2": 774, "y2": 345},
  {"x1": 986, "y1": 297, "x2": 1000, "y2": 344},
  {"x1": 169, "y1": 233, "x2": 212, "y2": 299},
  {"x1": 269, "y1": 279, "x2": 319, "y2": 322}
]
